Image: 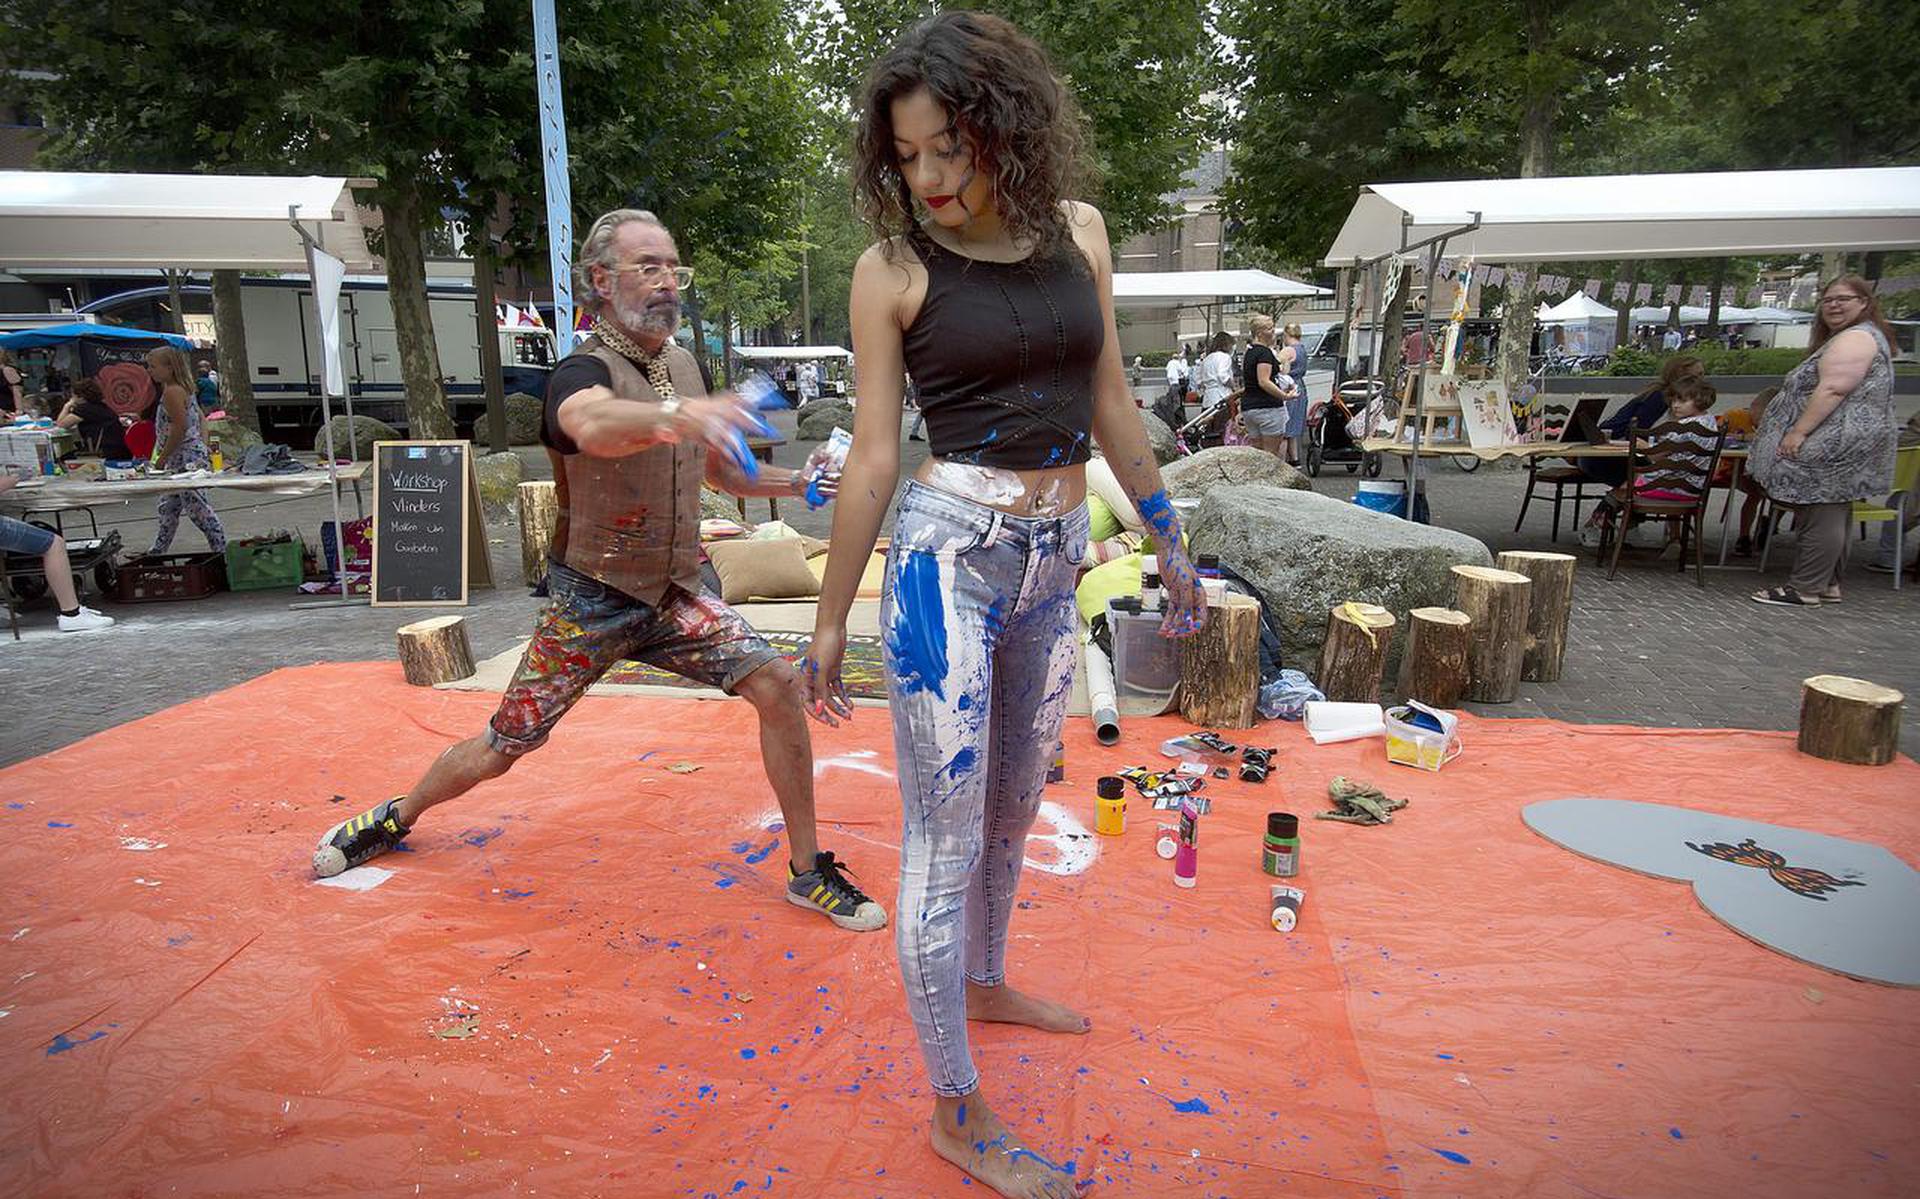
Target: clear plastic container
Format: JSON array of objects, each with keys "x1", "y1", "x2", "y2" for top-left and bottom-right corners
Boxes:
[{"x1": 1108, "y1": 596, "x2": 1180, "y2": 715}]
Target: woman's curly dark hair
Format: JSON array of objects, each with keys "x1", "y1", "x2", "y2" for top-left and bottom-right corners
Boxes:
[{"x1": 852, "y1": 10, "x2": 1091, "y2": 260}]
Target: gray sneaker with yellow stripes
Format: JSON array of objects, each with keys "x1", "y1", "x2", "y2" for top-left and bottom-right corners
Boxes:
[
  {"x1": 787, "y1": 851, "x2": 887, "y2": 931},
  {"x1": 313, "y1": 798, "x2": 411, "y2": 878}
]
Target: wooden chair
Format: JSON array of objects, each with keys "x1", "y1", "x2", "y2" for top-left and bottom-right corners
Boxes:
[
  {"x1": 1597, "y1": 419, "x2": 1727, "y2": 588},
  {"x1": 1513, "y1": 402, "x2": 1603, "y2": 541}
]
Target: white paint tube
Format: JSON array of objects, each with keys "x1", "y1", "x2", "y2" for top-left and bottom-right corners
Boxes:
[{"x1": 1083, "y1": 635, "x2": 1121, "y2": 746}]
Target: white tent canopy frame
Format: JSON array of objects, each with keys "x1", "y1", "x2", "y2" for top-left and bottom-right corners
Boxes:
[
  {"x1": 1323, "y1": 165, "x2": 1920, "y2": 521},
  {"x1": 1111, "y1": 269, "x2": 1329, "y2": 309},
  {"x1": 0, "y1": 170, "x2": 378, "y2": 606},
  {"x1": 1323, "y1": 166, "x2": 1920, "y2": 265},
  {"x1": 732, "y1": 345, "x2": 853, "y2": 360}
]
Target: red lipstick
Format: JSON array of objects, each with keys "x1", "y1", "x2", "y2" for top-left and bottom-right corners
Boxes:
[{"x1": 926, "y1": 195, "x2": 954, "y2": 209}]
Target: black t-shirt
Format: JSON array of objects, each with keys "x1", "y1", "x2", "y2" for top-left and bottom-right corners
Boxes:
[
  {"x1": 73, "y1": 399, "x2": 132, "y2": 458},
  {"x1": 1241, "y1": 344, "x2": 1283, "y2": 410},
  {"x1": 540, "y1": 355, "x2": 613, "y2": 456}
]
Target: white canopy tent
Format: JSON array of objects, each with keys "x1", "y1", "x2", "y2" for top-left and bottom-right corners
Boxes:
[
  {"x1": 0, "y1": 172, "x2": 375, "y2": 270},
  {"x1": 732, "y1": 345, "x2": 853, "y2": 360},
  {"x1": 1322, "y1": 166, "x2": 1920, "y2": 265},
  {"x1": 1112, "y1": 269, "x2": 1328, "y2": 309},
  {"x1": 1627, "y1": 305, "x2": 1814, "y2": 327},
  {"x1": 1538, "y1": 291, "x2": 1617, "y2": 355},
  {"x1": 0, "y1": 171, "x2": 379, "y2": 606}
]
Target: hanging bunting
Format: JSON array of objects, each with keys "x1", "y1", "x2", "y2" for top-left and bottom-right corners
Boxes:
[
  {"x1": 1487, "y1": 266, "x2": 1506, "y2": 286},
  {"x1": 1612, "y1": 281, "x2": 1631, "y2": 301},
  {"x1": 1687, "y1": 285, "x2": 1709, "y2": 305},
  {"x1": 1583, "y1": 279, "x2": 1602, "y2": 298},
  {"x1": 1746, "y1": 285, "x2": 1765, "y2": 306},
  {"x1": 1635, "y1": 283, "x2": 1653, "y2": 303},
  {"x1": 1664, "y1": 284, "x2": 1682, "y2": 304}
]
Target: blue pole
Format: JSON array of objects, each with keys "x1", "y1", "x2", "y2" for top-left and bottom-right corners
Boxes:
[{"x1": 532, "y1": 0, "x2": 575, "y2": 343}]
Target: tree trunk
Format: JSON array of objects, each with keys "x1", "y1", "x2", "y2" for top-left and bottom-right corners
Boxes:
[
  {"x1": 721, "y1": 303, "x2": 736, "y2": 389},
  {"x1": 1495, "y1": 550, "x2": 1576, "y2": 682},
  {"x1": 472, "y1": 233, "x2": 508, "y2": 453},
  {"x1": 1706, "y1": 259, "x2": 1726, "y2": 336},
  {"x1": 685, "y1": 289, "x2": 712, "y2": 389},
  {"x1": 1177, "y1": 593, "x2": 1261, "y2": 728},
  {"x1": 381, "y1": 180, "x2": 454, "y2": 439},
  {"x1": 1821, "y1": 251, "x2": 1847, "y2": 286},
  {"x1": 1316, "y1": 603, "x2": 1396, "y2": 703},
  {"x1": 1451, "y1": 565, "x2": 1532, "y2": 703},
  {"x1": 1614, "y1": 261, "x2": 1635, "y2": 349},
  {"x1": 1397, "y1": 607, "x2": 1472, "y2": 709},
  {"x1": 209, "y1": 269, "x2": 259, "y2": 434},
  {"x1": 1796, "y1": 675, "x2": 1902, "y2": 766},
  {"x1": 1499, "y1": 0, "x2": 1556, "y2": 403},
  {"x1": 1380, "y1": 263, "x2": 1412, "y2": 384},
  {"x1": 396, "y1": 615, "x2": 476, "y2": 686},
  {"x1": 518, "y1": 480, "x2": 558, "y2": 586},
  {"x1": 164, "y1": 269, "x2": 188, "y2": 336},
  {"x1": 1863, "y1": 251, "x2": 1885, "y2": 285}
]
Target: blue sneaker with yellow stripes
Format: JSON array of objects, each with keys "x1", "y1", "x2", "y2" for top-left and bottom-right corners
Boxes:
[
  {"x1": 313, "y1": 798, "x2": 411, "y2": 878},
  {"x1": 787, "y1": 851, "x2": 887, "y2": 931}
]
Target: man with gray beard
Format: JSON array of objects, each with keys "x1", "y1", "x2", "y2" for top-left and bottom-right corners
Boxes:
[{"x1": 310, "y1": 209, "x2": 887, "y2": 933}]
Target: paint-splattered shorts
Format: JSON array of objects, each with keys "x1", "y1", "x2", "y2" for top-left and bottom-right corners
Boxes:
[
  {"x1": 486, "y1": 561, "x2": 782, "y2": 756},
  {"x1": 882, "y1": 479, "x2": 1089, "y2": 1095}
]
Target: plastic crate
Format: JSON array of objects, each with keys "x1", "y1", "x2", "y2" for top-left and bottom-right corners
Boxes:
[
  {"x1": 224, "y1": 537, "x2": 305, "y2": 592},
  {"x1": 112, "y1": 553, "x2": 227, "y2": 603}
]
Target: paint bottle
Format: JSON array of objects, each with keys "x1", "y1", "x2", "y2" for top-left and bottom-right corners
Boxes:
[
  {"x1": 1047, "y1": 740, "x2": 1066, "y2": 784},
  {"x1": 1262, "y1": 812, "x2": 1300, "y2": 878},
  {"x1": 1173, "y1": 797, "x2": 1199, "y2": 887},
  {"x1": 1196, "y1": 553, "x2": 1222, "y2": 579},
  {"x1": 1140, "y1": 571, "x2": 1163, "y2": 613},
  {"x1": 1270, "y1": 885, "x2": 1305, "y2": 931},
  {"x1": 1094, "y1": 776, "x2": 1126, "y2": 836},
  {"x1": 1155, "y1": 823, "x2": 1179, "y2": 859}
]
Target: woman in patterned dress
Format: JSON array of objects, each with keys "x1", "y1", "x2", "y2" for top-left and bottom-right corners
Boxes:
[{"x1": 143, "y1": 346, "x2": 228, "y2": 556}]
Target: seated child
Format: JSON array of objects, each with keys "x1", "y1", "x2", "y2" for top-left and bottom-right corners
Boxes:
[{"x1": 1583, "y1": 380, "x2": 1719, "y2": 546}]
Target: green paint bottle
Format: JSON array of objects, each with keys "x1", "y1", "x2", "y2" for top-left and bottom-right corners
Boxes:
[{"x1": 1262, "y1": 811, "x2": 1300, "y2": 878}]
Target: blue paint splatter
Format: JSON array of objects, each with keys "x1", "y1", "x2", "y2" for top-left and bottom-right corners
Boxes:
[
  {"x1": 957, "y1": 694, "x2": 972, "y2": 711},
  {"x1": 714, "y1": 877, "x2": 736, "y2": 889},
  {"x1": 957, "y1": 1103, "x2": 967, "y2": 1127},
  {"x1": 46, "y1": 821, "x2": 73, "y2": 829},
  {"x1": 730, "y1": 840, "x2": 752, "y2": 854},
  {"x1": 698, "y1": 1085, "x2": 714, "y2": 1098},
  {"x1": 461, "y1": 826, "x2": 504, "y2": 847},
  {"x1": 502, "y1": 889, "x2": 535, "y2": 899},
  {"x1": 638, "y1": 751, "x2": 659, "y2": 762},
  {"x1": 1669, "y1": 1127, "x2": 1685, "y2": 1140},
  {"x1": 731, "y1": 1183, "x2": 748, "y2": 1194},
  {"x1": 46, "y1": 1029, "x2": 109, "y2": 1055},
  {"x1": 1429, "y1": 1148, "x2": 1471, "y2": 1165},
  {"x1": 5, "y1": 802, "x2": 24, "y2": 810},
  {"x1": 166, "y1": 935, "x2": 192, "y2": 948},
  {"x1": 1435, "y1": 1052, "x2": 1454, "y2": 1060},
  {"x1": 1170, "y1": 1097, "x2": 1211, "y2": 1115},
  {"x1": 944, "y1": 747, "x2": 978, "y2": 778},
  {"x1": 740, "y1": 1047, "x2": 756, "y2": 1060},
  {"x1": 743, "y1": 839, "x2": 780, "y2": 865},
  {"x1": 1136, "y1": 489, "x2": 1180, "y2": 538},
  {"x1": 887, "y1": 552, "x2": 948, "y2": 699}
]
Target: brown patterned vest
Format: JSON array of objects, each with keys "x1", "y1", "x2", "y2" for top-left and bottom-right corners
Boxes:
[{"x1": 547, "y1": 338, "x2": 706, "y2": 604}]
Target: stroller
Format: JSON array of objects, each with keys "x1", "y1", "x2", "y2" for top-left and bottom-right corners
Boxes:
[
  {"x1": 1175, "y1": 388, "x2": 1239, "y2": 454},
  {"x1": 1304, "y1": 379, "x2": 1383, "y2": 477}
]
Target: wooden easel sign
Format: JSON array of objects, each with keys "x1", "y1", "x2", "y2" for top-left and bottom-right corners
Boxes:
[{"x1": 370, "y1": 440, "x2": 494, "y2": 606}]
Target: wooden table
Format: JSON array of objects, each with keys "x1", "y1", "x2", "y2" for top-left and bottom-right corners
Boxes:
[
  {"x1": 739, "y1": 436, "x2": 788, "y2": 522},
  {"x1": 1, "y1": 462, "x2": 371, "y2": 534},
  {"x1": 1359, "y1": 439, "x2": 1755, "y2": 566}
]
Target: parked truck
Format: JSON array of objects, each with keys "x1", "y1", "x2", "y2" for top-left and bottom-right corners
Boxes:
[{"x1": 78, "y1": 276, "x2": 558, "y2": 447}]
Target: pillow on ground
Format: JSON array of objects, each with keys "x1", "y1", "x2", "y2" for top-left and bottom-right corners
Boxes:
[
  {"x1": 1087, "y1": 492, "x2": 1122, "y2": 541},
  {"x1": 705, "y1": 538, "x2": 821, "y2": 604}
]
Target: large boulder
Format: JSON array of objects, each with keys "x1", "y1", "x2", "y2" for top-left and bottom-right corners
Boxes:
[
  {"x1": 473, "y1": 451, "x2": 524, "y2": 523},
  {"x1": 1137, "y1": 410, "x2": 1180, "y2": 465},
  {"x1": 1161, "y1": 446, "x2": 1309, "y2": 504},
  {"x1": 317, "y1": 413, "x2": 400, "y2": 460},
  {"x1": 202, "y1": 416, "x2": 264, "y2": 456},
  {"x1": 795, "y1": 401, "x2": 856, "y2": 441},
  {"x1": 1188, "y1": 484, "x2": 1493, "y2": 676},
  {"x1": 504, "y1": 392, "x2": 543, "y2": 445}
]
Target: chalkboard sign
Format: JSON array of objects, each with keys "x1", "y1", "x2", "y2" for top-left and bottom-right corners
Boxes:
[{"x1": 370, "y1": 440, "x2": 493, "y2": 606}]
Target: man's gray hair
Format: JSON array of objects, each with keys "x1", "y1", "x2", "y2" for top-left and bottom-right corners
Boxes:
[{"x1": 576, "y1": 208, "x2": 668, "y2": 306}]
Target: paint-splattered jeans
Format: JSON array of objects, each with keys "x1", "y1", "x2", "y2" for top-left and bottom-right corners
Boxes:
[{"x1": 883, "y1": 480, "x2": 1089, "y2": 1096}]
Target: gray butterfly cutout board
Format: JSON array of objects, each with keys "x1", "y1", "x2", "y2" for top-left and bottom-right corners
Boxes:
[{"x1": 1523, "y1": 798, "x2": 1920, "y2": 987}]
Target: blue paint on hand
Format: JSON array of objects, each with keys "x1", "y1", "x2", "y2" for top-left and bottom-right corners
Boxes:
[
  {"x1": 1136, "y1": 489, "x2": 1180, "y2": 539},
  {"x1": 1429, "y1": 1147, "x2": 1472, "y2": 1165},
  {"x1": 886, "y1": 551, "x2": 948, "y2": 700},
  {"x1": 1169, "y1": 1097, "x2": 1211, "y2": 1114}
]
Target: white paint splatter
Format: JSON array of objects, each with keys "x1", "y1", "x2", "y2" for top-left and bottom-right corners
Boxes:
[
  {"x1": 814, "y1": 750, "x2": 895, "y2": 780},
  {"x1": 316, "y1": 866, "x2": 394, "y2": 892},
  {"x1": 590, "y1": 1049, "x2": 612, "y2": 1069},
  {"x1": 132, "y1": 877, "x2": 162, "y2": 887},
  {"x1": 1024, "y1": 801, "x2": 1098, "y2": 876},
  {"x1": 119, "y1": 837, "x2": 167, "y2": 851},
  {"x1": 8, "y1": 928, "x2": 27, "y2": 942}
]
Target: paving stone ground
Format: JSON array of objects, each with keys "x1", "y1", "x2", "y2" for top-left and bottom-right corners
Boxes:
[{"x1": 2, "y1": 403, "x2": 1913, "y2": 767}]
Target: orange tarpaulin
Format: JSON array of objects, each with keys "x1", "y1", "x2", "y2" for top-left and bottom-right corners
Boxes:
[{"x1": 1, "y1": 663, "x2": 1914, "y2": 1197}]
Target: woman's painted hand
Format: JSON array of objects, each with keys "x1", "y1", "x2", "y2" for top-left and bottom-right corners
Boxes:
[
  {"x1": 800, "y1": 625, "x2": 854, "y2": 726},
  {"x1": 1154, "y1": 539, "x2": 1207, "y2": 638}
]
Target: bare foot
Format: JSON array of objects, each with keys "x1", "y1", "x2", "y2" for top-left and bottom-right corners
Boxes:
[
  {"x1": 931, "y1": 1093, "x2": 1087, "y2": 1199},
  {"x1": 966, "y1": 981, "x2": 1092, "y2": 1034}
]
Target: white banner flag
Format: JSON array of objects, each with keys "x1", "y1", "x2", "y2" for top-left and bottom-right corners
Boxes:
[
  {"x1": 1612, "y1": 281, "x2": 1630, "y2": 301},
  {"x1": 311, "y1": 246, "x2": 347, "y2": 399},
  {"x1": 1664, "y1": 284, "x2": 1682, "y2": 304},
  {"x1": 1583, "y1": 279, "x2": 1601, "y2": 298},
  {"x1": 1635, "y1": 283, "x2": 1652, "y2": 303}
]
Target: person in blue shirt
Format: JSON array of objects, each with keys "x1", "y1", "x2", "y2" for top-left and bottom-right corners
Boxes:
[
  {"x1": 1578, "y1": 355, "x2": 1705, "y2": 485},
  {"x1": 193, "y1": 359, "x2": 219, "y2": 409}
]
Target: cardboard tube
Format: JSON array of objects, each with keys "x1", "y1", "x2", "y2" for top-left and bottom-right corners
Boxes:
[{"x1": 1083, "y1": 638, "x2": 1121, "y2": 745}]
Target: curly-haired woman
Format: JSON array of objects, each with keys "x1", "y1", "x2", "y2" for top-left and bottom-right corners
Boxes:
[
  {"x1": 143, "y1": 346, "x2": 227, "y2": 556},
  {"x1": 803, "y1": 11, "x2": 1204, "y2": 1196}
]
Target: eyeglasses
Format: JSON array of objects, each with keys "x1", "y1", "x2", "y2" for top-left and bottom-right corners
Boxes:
[
  {"x1": 609, "y1": 263, "x2": 694, "y2": 289},
  {"x1": 1820, "y1": 293, "x2": 1866, "y2": 306}
]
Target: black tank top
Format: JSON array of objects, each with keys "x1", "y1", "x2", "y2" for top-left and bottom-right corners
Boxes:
[{"x1": 901, "y1": 227, "x2": 1104, "y2": 469}]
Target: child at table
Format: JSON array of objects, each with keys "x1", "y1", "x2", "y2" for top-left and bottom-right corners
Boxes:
[{"x1": 1582, "y1": 380, "x2": 1719, "y2": 546}]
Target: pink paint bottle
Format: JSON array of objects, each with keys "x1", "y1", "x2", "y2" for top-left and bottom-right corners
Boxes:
[{"x1": 1173, "y1": 797, "x2": 1199, "y2": 888}]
